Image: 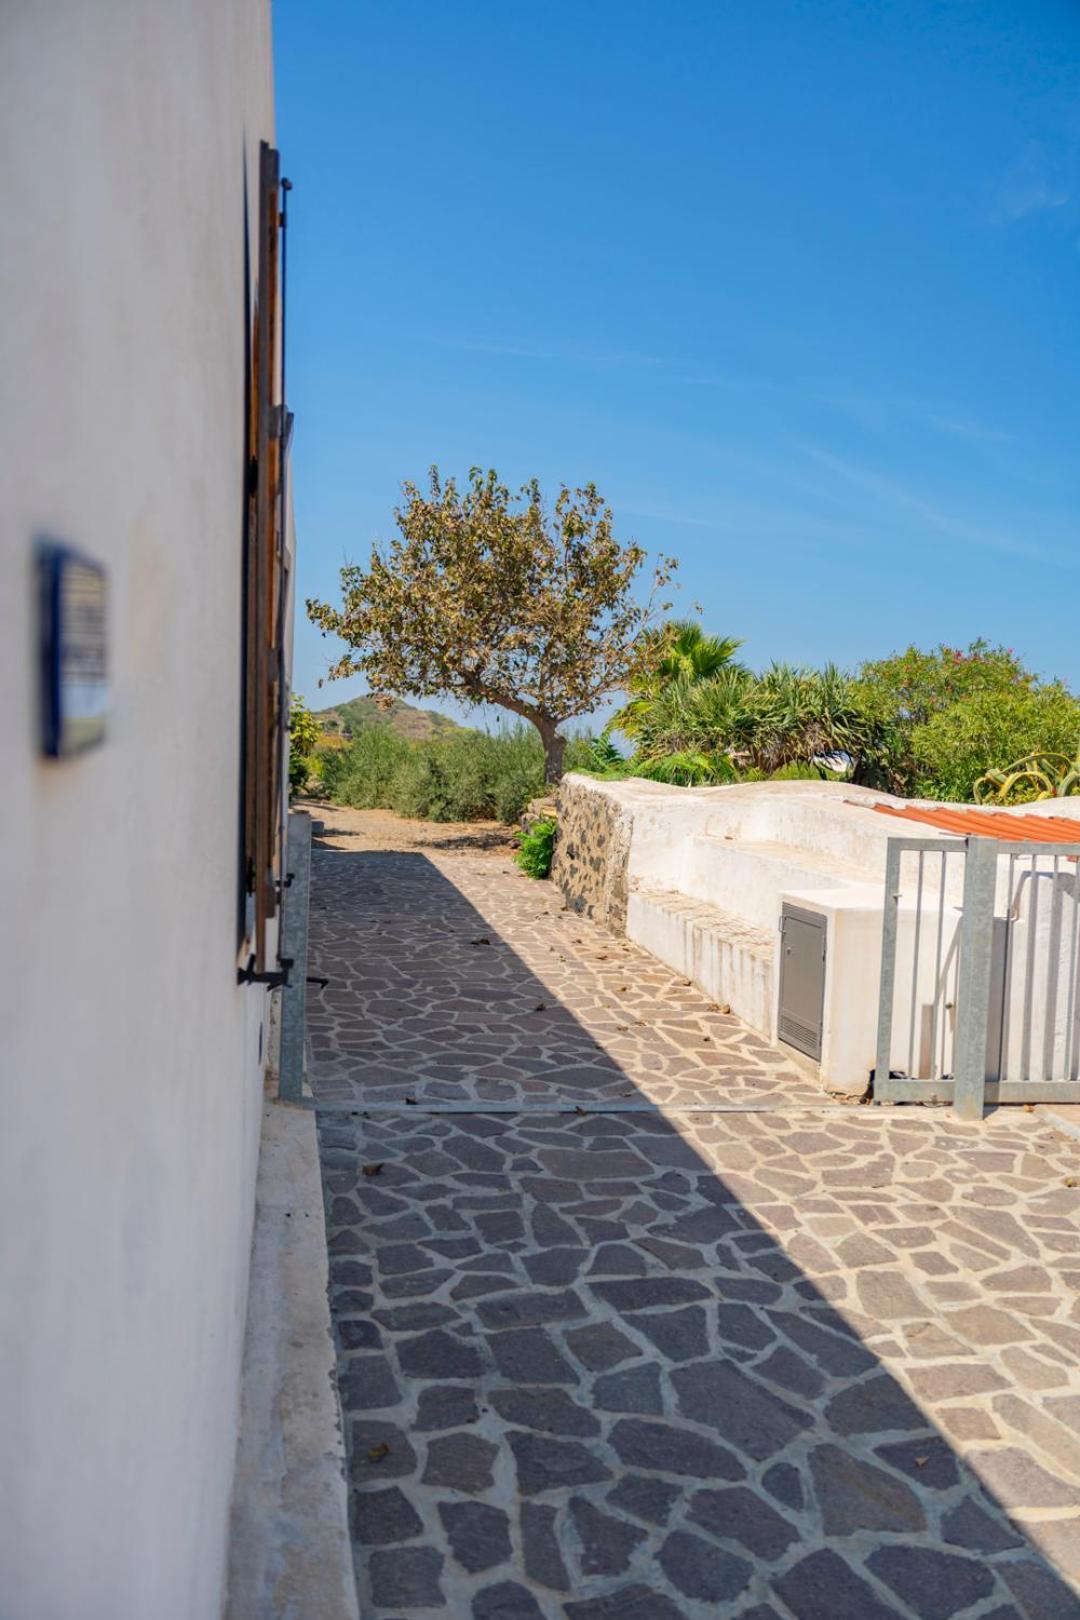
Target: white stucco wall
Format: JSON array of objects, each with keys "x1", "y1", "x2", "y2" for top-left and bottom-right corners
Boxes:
[{"x1": 0, "y1": 4, "x2": 277, "y2": 1617}]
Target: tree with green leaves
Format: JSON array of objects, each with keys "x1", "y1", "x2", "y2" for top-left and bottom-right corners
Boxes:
[
  {"x1": 910, "y1": 682, "x2": 1080, "y2": 802},
  {"x1": 851, "y1": 641, "x2": 1068, "y2": 796},
  {"x1": 307, "y1": 468, "x2": 676, "y2": 782},
  {"x1": 288, "y1": 694, "x2": 322, "y2": 794}
]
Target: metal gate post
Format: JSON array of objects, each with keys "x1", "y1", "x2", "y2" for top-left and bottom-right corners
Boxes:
[
  {"x1": 875, "y1": 839, "x2": 904, "y2": 1093},
  {"x1": 952, "y1": 837, "x2": 999, "y2": 1121}
]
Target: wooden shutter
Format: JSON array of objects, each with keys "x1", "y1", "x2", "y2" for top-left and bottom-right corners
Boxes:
[{"x1": 240, "y1": 141, "x2": 290, "y2": 980}]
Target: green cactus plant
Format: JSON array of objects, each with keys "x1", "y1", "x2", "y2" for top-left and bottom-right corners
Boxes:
[{"x1": 974, "y1": 750, "x2": 1080, "y2": 805}]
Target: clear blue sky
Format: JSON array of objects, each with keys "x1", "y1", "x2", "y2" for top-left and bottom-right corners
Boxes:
[{"x1": 275, "y1": 0, "x2": 1079, "y2": 723}]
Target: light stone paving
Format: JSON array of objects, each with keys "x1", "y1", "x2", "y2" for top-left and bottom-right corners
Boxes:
[
  {"x1": 307, "y1": 818, "x2": 1080, "y2": 1620},
  {"x1": 309, "y1": 844, "x2": 818, "y2": 1112}
]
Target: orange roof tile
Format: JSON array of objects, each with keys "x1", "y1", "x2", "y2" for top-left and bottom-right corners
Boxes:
[{"x1": 869, "y1": 802, "x2": 1080, "y2": 844}]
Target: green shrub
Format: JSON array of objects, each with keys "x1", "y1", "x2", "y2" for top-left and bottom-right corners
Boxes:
[
  {"x1": 388, "y1": 748, "x2": 450, "y2": 819},
  {"x1": 768, "y1": 760, "x2": 827, "y2": 781},
  {"x1": 319, "y1": 724, "x2": 412, "y2": 808},
  {"x1": 322, "y1": 723, "x2": 592, "y2": 824},
  {"x1": 910, "y1": 685, "x2": 1080, "y2": 803},
  {"x1": 393, "y1": 735, "x2": 500, "y2": 822},
  {"x1": 482, "y1": 728, "x2": 550, "y2": 822},
  {"x1": 559, "y1": 733, "x2": 634, "y2": 782},
  {"x1": 288, "y1": 695, "x2": 323, "y2": 793},
  {"x1": 586, "y1": 734, "x2": 626, "y2": 772},
  {"x1": 633, "y1": 749, "x2": 738, "y2": 786},
  {"x1": 515, "y1": 816, "x2": 557, "y2": 879}
]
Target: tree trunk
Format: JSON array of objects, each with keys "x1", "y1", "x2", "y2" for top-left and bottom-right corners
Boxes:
[{"x1": 536, "y1": 722, "x2": 566, "y2": 785}]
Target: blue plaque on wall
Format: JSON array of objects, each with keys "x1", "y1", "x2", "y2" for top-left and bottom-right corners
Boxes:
[{"x1": 38, "y1": 543, "x2": 108, "y2": 757}]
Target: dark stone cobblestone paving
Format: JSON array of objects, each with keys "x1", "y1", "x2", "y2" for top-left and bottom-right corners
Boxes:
[{"x1": 308, "y1": 819, "x2": 1080, "y2": 1619}]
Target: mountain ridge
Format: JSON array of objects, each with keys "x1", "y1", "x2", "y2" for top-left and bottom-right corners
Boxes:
[{"x1": 312, "y1": 694, "x2": 463, "y2": 743}]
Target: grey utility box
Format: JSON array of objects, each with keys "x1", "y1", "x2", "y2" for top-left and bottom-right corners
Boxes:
[{"x1": 777, "y1": 904, "x2": 827, "y2": 1061}]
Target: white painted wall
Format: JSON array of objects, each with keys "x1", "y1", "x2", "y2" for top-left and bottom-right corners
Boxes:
[{"x1": 0, "y1": 4, "x2": 277, "y2": 1616}]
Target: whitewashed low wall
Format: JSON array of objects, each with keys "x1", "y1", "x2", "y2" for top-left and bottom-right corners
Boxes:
[{"x1": 627, "y1": 887, "x2": 775, "y2": 1036}]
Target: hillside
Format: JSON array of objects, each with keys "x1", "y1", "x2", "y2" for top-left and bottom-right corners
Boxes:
[{"x1": 312, "y1": 694, "x2": 464, "y2": 743}]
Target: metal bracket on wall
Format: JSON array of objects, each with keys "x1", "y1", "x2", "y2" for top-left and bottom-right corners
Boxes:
[
  {"x1": 269, "y1": 405, "x2": 295, "y2": 449},
  {"x1": 238, "y1": 954, "x2": 294, "y2": 989}
]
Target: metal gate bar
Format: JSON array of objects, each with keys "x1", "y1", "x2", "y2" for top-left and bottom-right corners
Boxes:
[{"x1": 875, "y1": 837, "x2": 964, "y2": 1107}]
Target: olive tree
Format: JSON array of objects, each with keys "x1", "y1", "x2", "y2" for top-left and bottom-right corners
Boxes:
[{"x1": 307, "y1": 467, "x2": 676, "y2": 783}]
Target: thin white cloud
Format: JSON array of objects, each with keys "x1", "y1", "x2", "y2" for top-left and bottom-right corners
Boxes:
[
  {"x1": 426, "y1": 334, "x2": 679, "y2": 370},
  {"x1": 802, "y1": 445, "x2": 1069, "y2": 563},
  {"x1": 993, "y1": 141, "x2": 1071, "y2": 222},
  {"x1": 916, "y1": 411, "x2": 1012, "y2": 446},
  {"x1": 423, "y1": 332, "x2": 1020, "y2": 462},
  {"x1": 617, "y1": 498, "x2": 866, "y2": 546},
  {"x1": 813, "y1": 389, "x2": 1011, "y2": 447},
  {"x1": 603, "y1": 361, "x2": 1012, "y2": 450}
]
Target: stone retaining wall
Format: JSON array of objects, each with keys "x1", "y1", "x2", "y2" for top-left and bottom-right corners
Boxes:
[{"x1": 551, "y1": 775, "x2": 634, "y2": 932}]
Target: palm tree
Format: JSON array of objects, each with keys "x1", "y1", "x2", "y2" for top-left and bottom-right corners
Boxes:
[
  {"x1": 631, "y1": 669, "x2": 753, "y2": 758},
  {"x1": 609, "y1": 621, "x2": 744, "y2": 743},
  {"x1": 607, "y1": 627, "x2": 891, "y2": 787},
  {"x1": 652, "y1": 621, "x2": 745, "y2": 686}
]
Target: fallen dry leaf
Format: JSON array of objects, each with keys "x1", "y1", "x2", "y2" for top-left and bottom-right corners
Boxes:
[
  {"x1": 362, "y1": 1163, "x2": 384, "y2": 1178},
  {"x1": 366, "y1": 1442, "x2": 391, "y2": 1464}
]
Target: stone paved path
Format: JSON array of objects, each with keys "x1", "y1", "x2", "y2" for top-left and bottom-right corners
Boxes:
[{"x1": 308, "y1": 810, "x2": 1080, "y2": 1620}]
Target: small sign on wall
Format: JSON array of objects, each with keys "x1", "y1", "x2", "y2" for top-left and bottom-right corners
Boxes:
[{"x1": 38, "y1": 542, "x2": 108, "y2": 757}]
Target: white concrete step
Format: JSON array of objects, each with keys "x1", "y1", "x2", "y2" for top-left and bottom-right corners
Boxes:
[
  {"x1": 627, "y1": 885, "x2": 775, "y2": 1039},
  {"x1": 679, "y1": 834, "x2": 874, "y2": 932}
]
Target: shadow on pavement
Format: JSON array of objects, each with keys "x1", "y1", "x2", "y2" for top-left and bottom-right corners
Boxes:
[{"x1": 308, "y1": 841, "x2": 1080, "y2": 1620}]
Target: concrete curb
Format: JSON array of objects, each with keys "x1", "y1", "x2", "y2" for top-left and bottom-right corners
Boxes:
[{"x1": 226, "y1": 1089, "x2": 358, "y2": 1620}]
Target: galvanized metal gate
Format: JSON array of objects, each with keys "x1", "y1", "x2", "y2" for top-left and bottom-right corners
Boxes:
[{"x1": 875, "y1": 834, "x2": 1080, "y2": 1118}]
